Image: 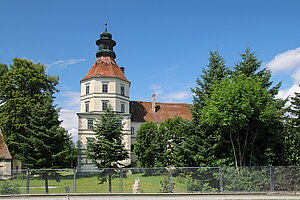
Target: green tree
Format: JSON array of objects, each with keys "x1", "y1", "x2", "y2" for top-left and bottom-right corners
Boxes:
[
  {"x1": 284, "y1": 89, "x2": 300, "y2": 165},
  {"x1": 87, "y1": 107, "x2": 129, "y2": 192},
  {"x1": 134, "y1": 121, "x2": 159, "y2": 167},
  {"x1": 24, "y1": 95, "x2": 74, "y2": 169},
  {"x1": 0, "y1": 58, "x2": 74, "y2": 168},
  {"x1": 200, "y1": 74, "x2": 284, "y2": 167},
  {"x1": 191, "y1": 50, "x2": 229, "y2": 124},
  {"x1": 234, "y1": 48, "x2": 281, "y2": 96}
]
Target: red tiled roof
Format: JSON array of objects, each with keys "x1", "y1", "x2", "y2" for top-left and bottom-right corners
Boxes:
[
  {"x1": 130, "y1": 101, "x2": 192, "y2": 123},
  {"x1": 81, "y1": 56, "x2": 129, "y2": 82},
  {"x1": 0, "y1": 130, "x2": 12, "y2": 159}
]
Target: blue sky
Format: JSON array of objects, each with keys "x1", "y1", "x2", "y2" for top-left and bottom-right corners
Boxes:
[{"x1": 1, "y1": 0, "x2": 300, "y2": 141}]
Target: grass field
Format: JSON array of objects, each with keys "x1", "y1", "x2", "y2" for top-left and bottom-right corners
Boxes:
[{"x1": 0, "y1": 172, "x2": 188, "y2": 194}]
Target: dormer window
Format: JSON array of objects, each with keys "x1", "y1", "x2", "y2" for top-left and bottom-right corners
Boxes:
[
  {"x1": 120, "y1": 85, "x2": 125, "y2": 96},
  {"x1": 102, "y1": 83, "x2": 108, "y2": 93}
]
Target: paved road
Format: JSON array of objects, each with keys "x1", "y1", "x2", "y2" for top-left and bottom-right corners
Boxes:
[{"x1": 2, "y1": 195, "x2": 300, "y2": 200}]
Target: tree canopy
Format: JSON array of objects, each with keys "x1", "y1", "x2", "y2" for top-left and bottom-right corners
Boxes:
[{"x1": 0, "y1": 58, "x2": 75, "y2": 168}]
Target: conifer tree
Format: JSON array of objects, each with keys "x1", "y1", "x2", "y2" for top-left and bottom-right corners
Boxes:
[
  {"x1": 0, "y1": 58, "x2": 75, "y2": 168},
  {"x1": 191, "y1": 50, "x2": 229, "y2": 124},
  {"x1": 24, "y1": 95, "x2": 74, "y2": 169},
  {"x1": 284, "y1": 89, "x2": 300, "y2": 165},
  {"x1": 87, "y1": 107, "x2": 129, "y2": 192}
]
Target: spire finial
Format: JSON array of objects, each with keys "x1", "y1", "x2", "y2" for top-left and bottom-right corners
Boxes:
[{"x1": 104, "y1": 22, "x2": 108, "y2": 32}]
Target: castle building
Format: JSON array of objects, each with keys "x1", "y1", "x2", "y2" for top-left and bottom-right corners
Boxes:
[{"x1": 77, "y1": 26, "x2": 192, "y2": 170}]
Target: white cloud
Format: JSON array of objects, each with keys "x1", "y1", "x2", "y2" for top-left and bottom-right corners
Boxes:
[
  {"x1": 161, "y1": 90, "x2": 192, "y2": 103},
  {"x1": 266, "y1": 47, "x2": 300, "y2": 101},
  {"x1": 266, "y1": 47, "x2": 300, "y2": 72},
  {"x1": 47, "y1": 58, "x2": 86, "y2": 68},
  {"x1": 292, "y1": 68, "x2": 300, "y2": 84},
  {"x1": 149, "y1": 84, "x2": 164, "y2": 95},
  {"x1": 57, "y1": 91, "x2": 80, "y2": 142},
  {"x1": 60, "y1": 91, "x2": 81, "y2": 108},
  {"x1": 277, "y1": 84, "x2": 300, "y2": 100}
]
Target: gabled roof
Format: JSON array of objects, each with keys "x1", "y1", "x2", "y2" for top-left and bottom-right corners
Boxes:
[
  {"x1": 0, "y1": 130, "x2": 12, "y2": 159},
  {"x1": 81, "y1": 56, "x2": 129, "y2": 82},
  {"x1": 130, "y1": 101, "x2": 192, "y2": 123}
]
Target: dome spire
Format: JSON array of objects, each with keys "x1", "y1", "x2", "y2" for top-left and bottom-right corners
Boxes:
[
  {"x1": 95, "y1": 23, "x2": 116, "y2": 59},
  {"x1": 104, "y1": 22, "x2": 108, "y2": 32}
]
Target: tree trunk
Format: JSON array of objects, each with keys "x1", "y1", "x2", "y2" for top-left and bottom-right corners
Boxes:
[
  {"x1": 44, "y1": 172, "x2": 49, "y2": 194},
  {"x1": 108, "y1": 174, "x2": 112, "y2": 193}
]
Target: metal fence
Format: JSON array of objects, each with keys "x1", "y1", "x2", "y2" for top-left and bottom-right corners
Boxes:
[{"x1": 0, "y1": 166, "x2": 299, "y2": 194}]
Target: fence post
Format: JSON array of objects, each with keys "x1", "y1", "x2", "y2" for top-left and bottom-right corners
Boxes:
[
  {"x1": 169, "y1": 167, "x2": 173, "y2": 193},
  {"x1": 73, "y1": 168, "x2": 77, "y2": 193},
  {"x1": 26, "y1": 169, "x2": 30, "y2": 194},
  {"x1": 270, "y1": 166, "x2": 275, "y2": 192},
  {"x1": 119, "y1": 168, "x2": 123, "y2": 193},
  {"x1": 219, "y1": 167, "x2": 223, "y2": 192}
]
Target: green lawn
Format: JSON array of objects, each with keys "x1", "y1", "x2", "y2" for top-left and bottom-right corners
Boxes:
[{"x1": 0, "y1": 172, "x2": 188, "y2": 194}]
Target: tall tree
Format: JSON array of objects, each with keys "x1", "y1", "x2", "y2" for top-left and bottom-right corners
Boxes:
[
  {"x1": 24, "y1": 95, "x2": 74, "y2": 169},
  {"x1": 200, "y1": 74, "x2": 284, "y2": 167},
  {"x1": 234, "y1": 48, "x2": 281, "y2": 96},
  {"x1": 284, "y1": 89, "x2": 300, "y2": 165},
  {"x1": 134, "y1": 121, "x2": 159, "y2": 167},
  {"x1": 87, "y1": 107, "x2": 129, "y2": 192},
  {"x1": 0, "y1": 58, "x2": 70, "y2": 165},
  {"x1": 191, "y1": 50, "x2": 229, "y2": 124}
]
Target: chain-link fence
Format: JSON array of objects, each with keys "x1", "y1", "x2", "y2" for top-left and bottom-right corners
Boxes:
[{"x1": 0, "y1": 166, "x2": 299, "y2": 194}]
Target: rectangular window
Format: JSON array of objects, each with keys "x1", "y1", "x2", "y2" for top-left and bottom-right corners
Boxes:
[
  {"x1": 102, "y1": 83, "x2": 108, "y2": 93},
  {"x1": 85, "y1": 102, "x2": 89, "y2": 112},
  {"x1": 85, "y1": 85, "x2": 90, "y2": 95},
  {"x1": 121, "y1": 103, "x2": 125, "y2": 113},
  {"x1": 131, "y1": 127, "x2": 134, "y2": 135},
  {"x1": 87, "y1": 119, "x2": 93, "y2": 129},
  {"x1": 120, "y1": 85, "x2": 125, "y2": 96},
  {"x1": 102, "y1": 100, "x2": 109, "y2": 111}
]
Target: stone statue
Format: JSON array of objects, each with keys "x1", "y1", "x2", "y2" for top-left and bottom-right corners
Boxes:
[{"x1": 132, "y1": 177, "x2": 141, "y2": 193}]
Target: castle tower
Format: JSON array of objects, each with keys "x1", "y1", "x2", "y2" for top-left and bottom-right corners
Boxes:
[{"x1": 77, "y1": 25, "x2": 131, "y2": 170}]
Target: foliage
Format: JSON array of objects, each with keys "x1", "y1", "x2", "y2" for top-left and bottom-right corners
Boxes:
[
  {"x1": 184, "y1": 168, "x2": 218, "y2": 192},
  {"x1": 0, "y1": 181, "x2": 20, "y2": 195},
  {"x1": 222, "y1": 167, "x2": 270, "y2": 191},
  {"x1": 135, "y1": 117, "x2": 202, "y2": 167},
  {"x1": 134, "y1": 121, "x2": 159, "y2": 167},
  {"x1": 86, "y1": 106, "x2": 129, "y2": 192},
  {"x1": 24, "y1": 96, "x2": 74, "y2": 169},
  {"x1": 191, "y1": 50, "x2": 229, "y2": 124},
  {"x1": 159, "y1": 175, "x2": 174, "y2": 193},
  {"x1": 283, "y1": 89, "x2": 300, "y2": 165},
  {"x1": 87, "y1": 106, "x2": 129, "y2": 168},
  {"x1": 0, "y1": 58, "x2": 74, "y2": 168},
  {"x1": 200, "y1": 74, "x2": 284, "y2": 167}
]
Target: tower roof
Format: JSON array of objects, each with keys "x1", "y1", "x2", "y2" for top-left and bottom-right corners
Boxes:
[
  {"x1": 95, "y1": 23, "x2": 116, "y2": 59},
  {"x1": 81, "y1": 56, "x2": 129, "y2": 82}
]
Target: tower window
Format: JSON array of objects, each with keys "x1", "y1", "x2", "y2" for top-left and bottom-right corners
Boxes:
[
  {"x1": 85, "y1": 102, "x2": 89, "y2": 112},
  {"x1": 102, "y1": 83, "x2": 108, "y2": 93},
  {"x1": 87, "y1": 119, "x2": 93, "y2": 129},
  {"x1": 102, "y1": 100, "x2": 109, "y2": 111},
  {"x1": 86, "y1": 85, "x2": 90, "y2": 95},
  {"x1": 121, "y1": 103, "x2": 125, "y2": 113},
  {"x1": 120, "y1": 85, "x2": 125, "y2": 96}
]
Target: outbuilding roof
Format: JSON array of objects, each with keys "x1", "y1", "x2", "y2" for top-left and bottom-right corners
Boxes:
[
  {"x1": 130, "y1": 101, "x2": 192, "y2": 123},
  {"x1": 0, "y1": 130, "x2": 12, "y2": 159}
]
